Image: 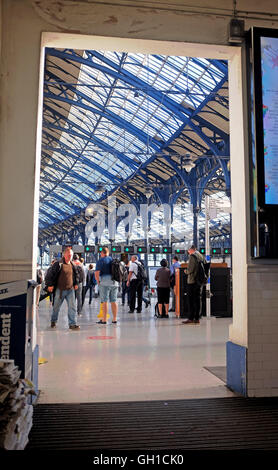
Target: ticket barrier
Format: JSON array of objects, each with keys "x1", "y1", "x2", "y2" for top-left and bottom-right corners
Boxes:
[
  {"x1": 175, "y1": 264, "x2": 232, "y2": 318},
  {"x1": 0, "y1": 280, "x2": 39, "y2": 403}
]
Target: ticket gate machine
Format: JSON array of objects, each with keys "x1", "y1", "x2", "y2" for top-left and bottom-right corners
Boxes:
[{"x1": 175, "y1": 264, "x2": 231, "y2": 318}]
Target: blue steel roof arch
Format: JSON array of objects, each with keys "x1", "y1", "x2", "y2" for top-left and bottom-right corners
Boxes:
[
  {"x1": 52, "y1": 48, "x2": 229, "y2": 138},
  {"x1": 42, "y1": 200, "x2": 72, "y2": 218},
  {"x1": 44, "y1": 51, "x2": 228, "y2": 165},
  {"x1": 39, "y1": 48, "x2": 229, "y2": 238},
  {"x1": 45, "y1": 49, "x2": 228, "y2": 155},
  {"x1": 42, "y1": 136, "x2": 136, "y2": 191},
  {"x1": 42, "y1": 106, "x2": 141, "y2": 171},
  {"x1": 44, "y1": 69, "x2": 163, "y2": 150},
  {"x1": 47, "y1": 49, "x2": 195, "y2": 119}
]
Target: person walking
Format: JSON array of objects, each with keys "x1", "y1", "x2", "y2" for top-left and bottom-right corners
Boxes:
[
  {"x1": 94, "y1": 247, "x2": 118, "y2": 324},
  {"x1": 182, "y1": 244, "x2": 205, "y2": 325},
  {"x1": 127, "y1": 255, "x2": 143, "y2": 313},
  {"x1": 45, "y1": 247, "x2": 80, "y2": 330},
  {"x1": 155, "y1": 259, "x2": 171, "y2": 317}
]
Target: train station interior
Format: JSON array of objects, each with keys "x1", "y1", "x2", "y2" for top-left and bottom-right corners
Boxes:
[{"x1": 1, "y1": 0, "x2": 278, "y2": 453}]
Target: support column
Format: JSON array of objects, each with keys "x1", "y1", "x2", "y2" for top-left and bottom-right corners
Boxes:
[
  {"x1": 193, "y1": 207, "x2": 200, "y2": 247},
  {"x1": 0, "y1": 2, "x2": 44, "y2": 282}
]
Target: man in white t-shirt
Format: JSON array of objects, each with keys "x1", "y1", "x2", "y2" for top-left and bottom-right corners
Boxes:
[{"x1": 127, "y1": 255, "x2": 143, "y2": 313}]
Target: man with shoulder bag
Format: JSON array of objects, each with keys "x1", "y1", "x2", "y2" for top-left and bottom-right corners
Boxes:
[
  {"x1": 127, "y1": 255, "x2": 144, "y2": 313},
  {"x1": 45, "y1": 247, "x2": 80, "y2": 330},
  {"x1": 182, "y1": 244, "x2": 206, "y2": 325}
]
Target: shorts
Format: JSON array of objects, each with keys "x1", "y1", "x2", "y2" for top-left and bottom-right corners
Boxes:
[
  {"x1": 157, "y1": 287, "x2": 170, "y2": 304},
  {"x1": 99, "y1": 276, "x2": 118, "y2": 303}
]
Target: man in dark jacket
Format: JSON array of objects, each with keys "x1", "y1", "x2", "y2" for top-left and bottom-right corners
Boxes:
[
  {"x1": 45, "y1": 247, "x2": 80, "y2": 330},
  {"x1": 182, "y1": 244, "x2": 205, "y2": 325}
]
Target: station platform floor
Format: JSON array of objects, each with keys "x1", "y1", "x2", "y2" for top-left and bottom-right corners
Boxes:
[{"x1": 36, "y1": 295, "x2": 236, "y2": 403}]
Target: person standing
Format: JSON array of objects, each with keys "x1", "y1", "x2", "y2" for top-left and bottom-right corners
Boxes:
[
  {"x1": 95, "y1": 247, "x2": 118, "y2": 324},
  {"x1": 121, "y1": 260, "x2": 130, "y2": 306},
  {"x1": 127, "y1": 255, "x2": 143, "y2": 313},
  {"x1": 45, "y1": 247, "x2": 80, "y2": 330},
  {"x1": 169, "y1": 256, "x2": 180, "y2": 312},
  {"x1": 155, "y1": 259, "x2": 171, "y2": 317},
  {"x1": 73, "y1": 254, "x2": 85, "y2": 316},
  {"x1": 84, "y1": 264, "x2": 97, "y2": 305},
  {"x1": 36, "y1": 264, "x2": 44, "y2": 306},
  {"x1": 182, "y1": 244, "x2": 204, "y2": 325},
  {"x1": 81, "y1": 258, "x2": 88, "y2": 307}
]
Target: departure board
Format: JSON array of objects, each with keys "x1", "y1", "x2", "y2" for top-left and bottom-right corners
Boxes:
[{"x1": 261, "y1": 36, "x2": 278, "y2": 204}]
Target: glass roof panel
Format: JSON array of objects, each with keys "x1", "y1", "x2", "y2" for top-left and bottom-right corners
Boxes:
[{"x1": 40, "y1": 47, "x2": 228, "y2": 236}]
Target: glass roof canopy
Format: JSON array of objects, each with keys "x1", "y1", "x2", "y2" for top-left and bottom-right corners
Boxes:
[{"x1": 40, "y1": 48, "x2": 229, "y2": 244}]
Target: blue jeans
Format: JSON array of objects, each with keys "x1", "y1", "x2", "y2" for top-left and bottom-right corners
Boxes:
[
  {"x1": 75, "y1": 283, "x2": 83, "y2": 314},
  {"x1": 51, "y1": 288, "x2": 77, "y2": 326}
]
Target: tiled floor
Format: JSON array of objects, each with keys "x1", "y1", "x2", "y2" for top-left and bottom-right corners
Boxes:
[{"x1": 36, "y1": 296, "x2": 236, "y2": 403}]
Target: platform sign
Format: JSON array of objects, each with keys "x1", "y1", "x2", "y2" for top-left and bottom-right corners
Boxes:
[
  {"x1": 224, "y1": 248, "x2": 232, "y2": 255},
  {"x1": 162, "y1": 247, "x2": 172, "y2": 254},
  {"x1": 111, "y1": 246, "x2": 121, "y2": 253},
  {"x1": 137, "y1": 246, "x2": 147, "y2": 254},
  {"x1": 211, "y1": 248, "x2": 221, "y2": 255},
  {"x1": 175, "y1": 249, "x2": 185, "y2": 255},
  {"x1": 150, "y1": 247, "x2": 160, "y2": 254},
  {"x1": 148, "y1": 267, "x2": 159, "y2": 289},
  {"x1": 84, "y1": 245, "x2": 95, "y2": 253},
  {"x1": 124, "y1": 246, "x2": 134, "y2": 254},
  {"x1": 199, "y1": 247, "x2": 206, "y2": 255}
]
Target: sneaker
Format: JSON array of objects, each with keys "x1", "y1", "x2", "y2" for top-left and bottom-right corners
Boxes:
[
  {"x1": 69, "y1": 325, "x2": 80, "y2": 330},
  {"x1": 182, "y1": 319, "x2": 195, "y2": 325},
  {"x1": 96, "y1": 320, "x2": 106, "y2": 324},
  {"x1": 50, "y1": 322, "x2": 56, "y2": 329}
]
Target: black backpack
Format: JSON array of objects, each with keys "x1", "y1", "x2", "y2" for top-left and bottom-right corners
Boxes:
[
  {"x1": 193, "y1": 254, "x2": 210, "y2": 286},
  {"x1": 135, "y1": 261, "x2": 147, "y2": 281},
  {"x1": 111, "y1": 259, "x2": 126, "y2": 282},
  {"x1": 76, "y1": 264, "x2": 85, "y2": 284}
]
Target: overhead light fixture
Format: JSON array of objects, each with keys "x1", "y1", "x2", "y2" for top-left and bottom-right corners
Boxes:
[{"x1": 228, "y1": 1, "x2": 244, "y2": 44}]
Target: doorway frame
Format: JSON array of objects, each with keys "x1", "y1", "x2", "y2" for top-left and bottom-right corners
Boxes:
[{"x1": 35, "y1": 33, "x2": 247, "y2": 394}]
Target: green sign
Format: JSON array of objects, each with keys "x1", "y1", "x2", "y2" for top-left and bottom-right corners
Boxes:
[
  {"x1": 85, "y1": 245, "x2": 94, "y2": 253},
  {"x1": 124, "y1": 246, "x2": 134, "y2": 254}
]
